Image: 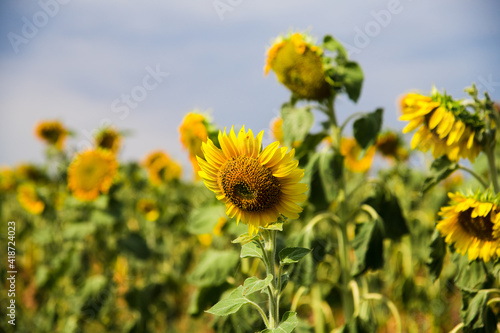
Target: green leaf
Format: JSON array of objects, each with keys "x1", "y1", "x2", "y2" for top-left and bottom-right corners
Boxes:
[
  {"x1": 206, "y1": 286, "x2": 249, "y2": 316},
  {"x1": 188, "y1": 249, "x2": 240, "y2": 287},
  {"x1": 242, "y1": 275, "x2": 273, "y2": 296},
  {"x1": 353, "y1": 108, "x2": 383, "y2": 149},
  {"x1": 343, "y1": 61, "x2": 364, "y2": 103},
  {"x1": 427, "y1": 229, "x2": 447, "y2": 282},
  {"x1": 261, "y1": 311, "x2": 298, "y2": 333},
  {"x1": 363, "y1": 188, "x2": 408, "y2": 241},
  {"x1": 422, "y1": 156, "x2": 458, "y2": 192},
  {"x1": 241, "y1": 240, "x2": 263, "y2": 259},
  {"x1": 232, "y1": 233, "x2": 258, "y2": 245},
  {"x1": 461, "y1": 290, "x2": 498, "y2": 331},
  {"x1": 281, "y1": 104, "x2": 314, "y2": 148},
  {"x1": 295, "y1": 132, "x2": 329, "y2": 161},
  {"x1": 262, "y1": 221, "x2": 284, "y2": 231},
  {"x1": 279, "y1": 247, "x2": 311, "y2": 265},
  {"x1": 188, "y1": 204, "x2": 226, "y2": 235},
  {"x1": 352, "y1": 219, "x2": 385, "y2": 276},
  {"x1": 63, "y1": 222, "x2": 96, "y2": 240},
  {"x1": 303, "y1": 152, "x2": 329, "y2": 210},
  {"x1": 318, "y1": 148, "x2": 343, "y2": 202},
  {"x1": 117, "y1": 233, "x2": 151, "y2": 260},
  {"x1": 452, "y1": 252, "x2": 493, "y2": 291},
  {"x1": 280, "y1": 272, "x2": 289, "y2": 293},
  {"x1": 322, "y1": 35, "x2": 347, "y2": 59}
]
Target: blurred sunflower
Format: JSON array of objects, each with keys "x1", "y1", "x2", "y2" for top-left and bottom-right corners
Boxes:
[
  {"x1": 437, "y1": 191, "x2": 500, "y2": 262},
  {"x1": 376, "y1": 131, "x2": 408, "y2": 162},
  {"x1": 35, "y1": 120, "x2": 68, "y2": 150},
  {"x1": 400, "y1": 89, "x2": 483, "y2": 162},
  {"x1": 68, "y1": 149, "x2": 118, "y2": 201},
  {"x1": 197, "y1": 126, "x2": 307, "y2": 235},
  {"x1": 17, "y1": 183, "x2": 45, "y2": 215},
  {"x1": 179, "y1": 112, "x2": 209, "y2": 178},
  {"x1": 136, "y1": 198, "x2": 160, "y2": 222},
  {"x1": 0, "y1": 167, "x2": 16, "y2": 192},
  {"x1": 15, "y1": 164, "x2": 47, "y2": 183},
  {"x1": 143, "y1": 151, "x2": 182, "y2": 185},
  {"x1": 265, "y1": 32, "x2": 331, "y2": 101},
  {"x1": 95, "y1": 127, "x2": 121, "y2": 154},
  {"x1": 270, "y1": 117, "x2": 285, "y2": 146},
  {"x1": 197, "y1": 217, "x2": 228, "y2": 246},
  {"x1": 340, "y1": 137, "x2": 376, "y2": 173}
]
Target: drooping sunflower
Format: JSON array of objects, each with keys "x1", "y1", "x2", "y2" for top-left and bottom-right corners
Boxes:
[
  {"x1": 400, "y1": 89, "x2": 483, "y2": 162},
  {"x1": 142, "y1": 151, "x2": 182, "y2": 185},
  {"x1": 340, "y1": 137, "x2": 376, "y2": 173},
  {"x1": 376, "y1": 131, "x2": 409, "y2": 162},
  {"x1": 136, "y1": 198, "x2": 160, "y2": 222},
  {"x1": 17, "y1": 183, "x2": 45, "y2": 215},
  {"x1": 179, "y1": 112, "x2": 210, "y2": 177},
  {"x1": 265, "y1": 32, "x2": 331, "y2": 101},
  {"x1": 95, "y1": 127, "x2": 122, "y2": 154},
  {"x1": 35, "y1": 120, "x2": 68, "y2": 150},
  {"x1": 68, "y1": 149, "x2": 118, "y2": 201},
  {"x1": 437, "y1": 191, "x2": 500, "y2": 262},
  {"x1": 15, "y1": 164, "x2": 47, "y2": 183},
  {"x1": 197, "y1": 126, "x2": 307, "y2": 235}
]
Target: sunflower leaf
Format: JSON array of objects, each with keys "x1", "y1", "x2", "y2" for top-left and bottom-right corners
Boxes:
[
  {"x1": 280, "y1": 104, "x2": 314, "y2": 148},
  {"x1": 188, "y1": 249, "x2": 240, "y2": 287},
  {"x1": 352, "y1": 219, "x2": 385, "y2": 277},
  {"x1": 353, "y1": 108, "x2": 383, "y2": 149},
  {"x1": 343, "y1": 61, "x2": 364, "y2": 103},
  {"x1": 242, "y1": 275, "x2": 273, "y2": 296},
  {"x1": 422, "y1": 156, "x2": 458, "y2": 193},
  {"x1": 240, "y1": 240, "x2": 263, "y2": 260},
  {"x1": 260, "y1": 311, "x2": 298, "y2": 333},
  {"x1": 427, "y1": 229, "x2": 447, "y2": 282},
  {"x1": 279, "y1": 247, "x2": 311, "y2": 265},
  {"x1": 461, "y1": 290, "x2": 498, "y2": 331},
  {"x1": 318, "y1": 148, "x2": 343, "y2": 202},
  {"x1": 323, "y1": 35, "x2": 347, "y2": 60},
  {"x1": 232, "y1": 233, "x2": 258, "y2": 245},
  {"x1": 206, "y1": 286, "x2": 249, "y2": 316}
]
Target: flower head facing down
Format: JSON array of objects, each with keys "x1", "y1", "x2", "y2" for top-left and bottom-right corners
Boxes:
[
  {"x1": 265, "y1": 32, "x2": 331, "y2": 101},
  {"x1": 197, "y1": 126, "x2": 307, "y2": 235},
  {"x1": 142, "y1": 151, "x2": 181, "y2": 185},
  {"x1": 437, "y1": 191, "x2": 500, "y2": 262},
  {"x1": 17, "y1": 183, "x2": 45, "y2": 215},
  {"x1": 35, "y1": 120, "x2": 68, "y2": 150},
  {"x1": 376, "y1": 131, "x2": 409, "y2": 162},
  {"x1": 400, "y1": 89, "x2": 483, "y2": 162},
  {"x1": 68, "y1": 149, "x2": 118, "y2": 201},
  {"x1": 136, "y1": 198, "x2": 160, "y2": 222},
  {"x1": 340, "y1": 137, "x2": 376, "y2": 173},
  {"x1": 179, "y1": 112, "x2": 210, "y2": 177},
  {"x1": 95, "y1": 127, "x2": 122, "y2": 154}
]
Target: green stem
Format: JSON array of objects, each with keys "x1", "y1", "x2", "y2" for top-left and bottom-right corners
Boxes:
[
  {"x1": 264, "y1": 230, "x2": 279, "y2": 328},
  {"x1": 449, "y1": 322, "x2": 464, "y2": 333},
  {"x1": 246, "y1": 298, "x2": 271, "y2": 328},
  {"x1": 457, "y1": 165, "x2": 489, "y2": 189},
  {"x1": 363, "y1": 293, "x2": 402, "y2": 333},
  {"x1": 485, "y1": 145, "x2": 499, "y2": 193}
]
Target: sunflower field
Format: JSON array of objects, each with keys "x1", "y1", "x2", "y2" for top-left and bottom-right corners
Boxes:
[{"x1": 2, "y1": 31, "x2": 500, "y2": 333}]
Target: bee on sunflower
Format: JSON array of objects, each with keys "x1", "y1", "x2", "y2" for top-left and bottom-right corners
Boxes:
[
  {"x1": 436, "y1": 190, "x2": 500, "y2": 262},
  {"x1": 197, "y1": 126, "x2": 307, "y2": 235},
  {"x1": 35, "y1": 120, "x2": 68, "y2": 150},
  {"x1": 340, "y1": 137, "x2": 376, "y2": 173},
  {"x1": 142, "y1": 151, "x2": 181, "y2": 185},
  {"x1": 17, "y1": 183, "x2": 45, "y2": 215},
  {"x1": 94, "y1": 127, "x2": 122, "y2": 154},
  {"x1": 400, "y1": 88, "x2": 484, "y2": 162},
  {"x1": 67, "y1": 149, "x2": 118, "y2": 201}
]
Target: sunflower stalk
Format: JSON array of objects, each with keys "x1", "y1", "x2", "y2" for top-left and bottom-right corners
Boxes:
[{"x1": 262, "y1": 229, "x2": 280, "y2": 328}]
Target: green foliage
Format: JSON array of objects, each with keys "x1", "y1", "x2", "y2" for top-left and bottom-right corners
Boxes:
[
  {"x1": 188, "y1": 249, "x2": 240, "y2": 287},
  {"x1": 427, "y1": 229, "x2": 447, "y2": 282},
  {"x1": 206, "y1": 286, "x2": 250, "y2": 317},
  {"x1": 261, "y1": 312, "x2": 298, "y2": 333},
  {"x1": 353, "y1": 108, "x2": 383, "y2": 149},
  {"x1": 240, "y1": 240, "x2": 264, "y2": 259},
  {"x1": 281, "y1": 104, "x2": 314, "y2": 148},
  {"x1": 461, "y1": 290, "x2": 498, "y2": 332},
  {"x1": 422, "y1": 155, "x2": 458, "y2": 192},
  {"x1": 279, "y1": 247, "x2": 311, "y2": 265},
  {"x1": 352, "y1": 219, "x2": 385, "y2": 277}
]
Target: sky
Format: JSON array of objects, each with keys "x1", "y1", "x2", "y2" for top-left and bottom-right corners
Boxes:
[{"x1": 1, "y1": 0, "x2": 499, "y2": 174}]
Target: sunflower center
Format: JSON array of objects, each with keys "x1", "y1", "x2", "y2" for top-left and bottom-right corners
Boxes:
[
  {"x1": 218, "y1": 156, "x2": 281, "y2": 212},
  {"x1": 458, "y1": 208, "x2": 495, "y2": 241},
  {"x1": 98, "y1": 133, "x2": 116, "y2": 150}
]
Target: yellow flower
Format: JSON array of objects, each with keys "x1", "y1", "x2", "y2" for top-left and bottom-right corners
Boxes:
[
  {"x1": 15, "y1": 164, "x2": 46, "y2": 183},
  {"x1": 437, "y1": 191, "x2": 500, "y2": 262},
  {"x1": 68, "y1": 149, "x2": 118, "y2": 201},
  {"x1": 35, "y1": 120, "x2": 67, "y2": 150},
  {"x1": 197, "y1": 126, "x2": 307, "y2": 235},
  {"x1": 136, "y1": 198, "x2": 160, "y2": 222},
  {"x1": 270, "y1": 117, "x2": 284, "y2": 146},
  {"x1": 340, "y1": 137, "x2": 376, "y2": 173},
  {"x1": 265, "y1": 32, "x2": 331, "y2": 101},
  {"x1": 213, "y1": 217, "x2": 227, "y2": 236},
  {"x1": 376, "y1": 131, "x2": 408, "y2": 161},
  {"x1": 95, "y1": 127, "x2": 121, "y2": 154},
  {"x1": 400, "y1": 92, "x2": 482, "y2": 162},
  {"x1": 143, "y1": 151, "x2": 182, "y2": 185},
  {"x1": 198, "y1": 234, "x2": 213, "y2": 247},
  {"x1": 0, "y1": 167, "x2": 16, "y2": 192},
  {"x1": 179, "y1": 112, "x2": 209, "y2": 178},
  {"x1": 17, "y1": 183, "x2": 45, "y2": 215}
]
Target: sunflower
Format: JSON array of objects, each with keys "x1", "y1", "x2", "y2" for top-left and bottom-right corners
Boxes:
[
  {"x1": 197, "y1": 126, "x2": 307, "y2": 235},
  {"x1": 270, "y1": 117, "x2": 285, "y2": 146},
  {"x1": 95, "y1": 127, "x2": 121, "y2": 154},
  {"x1": 340, "y1": 137, "x2": 376, "y2": 173},
  {"x1": 136, "y1": 198, "x2": 160, "y2": 222},
  {"x1": 179, "y1": 112, "x2": 209, "y2": 177},
  {"x1": 265, "y1": 32, "x2": 331, "y2": 101},
  {"x1": 35, "y1": 120, "x2": 67, "y2": 150},
  {"x1": 400, "y1": 90, "x2": 483, "y2": 162},
  {"x1": 0, "y1": 167, "x2": 16, "y2": 192},
  {"x1": 17, "y1": 183, "x2": 45, "y2": 215},
  {"x1": 68, "y1": 149, "x2": 118, "y2": 201},
  {"x1": 437, "y1": 191, "x2": 500, "y2": 262},
  {"x1": 376, "y1": 131, "x2": 408, "y2": 161},
  {"x1": 15, "y1": 164, "x2": 47, "y2": 183},
  {"x1": 143, "y1": 151, "x2": 182, "y2": 185}
]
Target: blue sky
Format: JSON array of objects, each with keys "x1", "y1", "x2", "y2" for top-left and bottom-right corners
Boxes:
[{"x1": 1, "y1": 0, "x2": 499, "y2": 173}]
